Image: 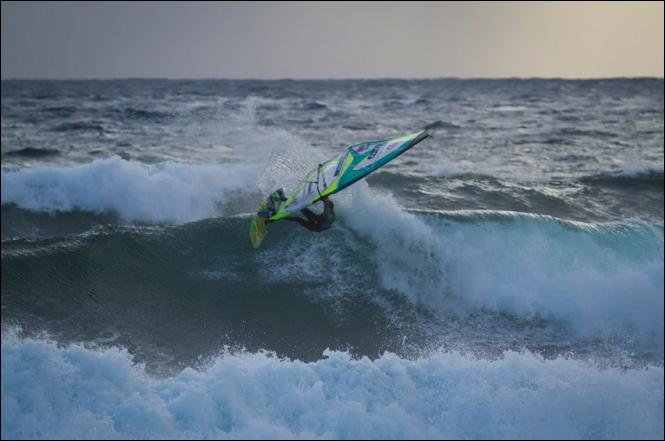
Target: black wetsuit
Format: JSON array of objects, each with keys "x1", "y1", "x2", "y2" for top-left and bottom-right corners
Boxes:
[{"x1": 287, "y1": 198, "x2": 336, "y2": 232}]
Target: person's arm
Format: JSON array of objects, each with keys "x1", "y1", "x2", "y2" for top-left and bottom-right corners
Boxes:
[
  {"x1": 300, "y1": 207, "x2": 321, "y2": 222},
  {"x1": 322, "y1": 198, "x2": 334, "y2": 215}
]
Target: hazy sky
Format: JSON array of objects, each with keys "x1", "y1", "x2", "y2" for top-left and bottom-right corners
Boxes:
[{"x1": 2, "y1": 1, "x2": 663, "y2": 79}]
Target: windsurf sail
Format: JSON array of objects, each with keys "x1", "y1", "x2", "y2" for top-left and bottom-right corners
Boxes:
[{"x1": 268, "y1": 123, "x2": 437, "y2": 221}]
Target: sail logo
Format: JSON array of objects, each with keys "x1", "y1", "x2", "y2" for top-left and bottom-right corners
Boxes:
[
  {"x1": 385, "y1": 140, "x2": 402, "y2": 152},
  {"x1": 352, "y1": 143, "x2": 368, "y2": 153}
]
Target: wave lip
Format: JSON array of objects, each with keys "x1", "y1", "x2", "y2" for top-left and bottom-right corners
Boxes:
[
  {"x1": 1, "y1": 156, "x2": 260, "y2": 223},
  {"x1": 1, "y1": 332, "x2": 662, "y2": 440}
]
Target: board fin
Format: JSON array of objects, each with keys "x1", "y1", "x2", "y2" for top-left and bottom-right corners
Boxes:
[{"x1": 250, "y1": 216, "x2": 269, "y2": 249}]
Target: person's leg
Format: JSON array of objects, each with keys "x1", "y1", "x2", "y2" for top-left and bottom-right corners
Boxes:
[
  {"x1": 285, "y1": 216, "x2": 318, "y2": 231},
  {"x1": 300, "y1": 208, "x2": 322, "y2": 222}
]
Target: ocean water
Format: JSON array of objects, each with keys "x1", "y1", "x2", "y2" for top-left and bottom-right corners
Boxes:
[{"x1": 1, "y1": 78, "x2": 663, "y2": 439}]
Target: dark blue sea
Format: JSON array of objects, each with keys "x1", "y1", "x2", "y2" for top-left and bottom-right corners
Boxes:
[{"x1": 1, "y1": 78, "x2": 663, "y2": 439}]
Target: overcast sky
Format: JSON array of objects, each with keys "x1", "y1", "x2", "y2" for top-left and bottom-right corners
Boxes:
[{"x1": 2, "y1": 1, "x2": 663, "y2": 79}]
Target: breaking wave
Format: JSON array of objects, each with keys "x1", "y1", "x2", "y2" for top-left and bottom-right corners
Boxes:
[
  {"x1": 1, "y1": 157, "x2": 260, "y2": 223},
  {"x1": 2, "y1": 182, "x2": 663, "y2": 348}
]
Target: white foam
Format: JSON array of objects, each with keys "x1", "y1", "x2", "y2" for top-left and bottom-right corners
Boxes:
[
  {"x1": 1, "y1": 157, "x2": 261, "y2": 223},
  {"x1": 1, "y1": 332, "x2": 662, "y2": 439},
  {"x1": 1, "y1": 96, "x2": 321, "y2": 223},
  {"x1": 430, "y1": 160, "x2": 467, "y2": 177},
  {"x1": 336, "y1": 184, "x2": 664, "y2": 346},
  {"x1": 493, "y1": 105, "x2": 529, "y2": 112}
]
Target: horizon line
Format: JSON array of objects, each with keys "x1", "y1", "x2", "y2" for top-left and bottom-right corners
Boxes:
[{"x1": 2, "y1": 76, "x2": 664, "y2": 82}]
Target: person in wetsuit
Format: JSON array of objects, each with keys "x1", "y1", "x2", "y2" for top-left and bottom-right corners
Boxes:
[
  {"x1": 263, "y1": 188, "x2": 336, "y2": 232},
  {"x1": 285, "y1": 196, "x2": 336, "y2": 232}
]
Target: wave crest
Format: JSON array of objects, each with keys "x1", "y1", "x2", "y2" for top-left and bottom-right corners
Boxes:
[
  {"x1": 338, "y1": 185, "x2": 664, "y2": 345},
  {"x1": 1, "y1": 157, "x2": 261, "y2": 223}
]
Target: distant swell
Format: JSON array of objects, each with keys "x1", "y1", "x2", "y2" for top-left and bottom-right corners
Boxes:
[
  {"x1": 122, "y1": 107, "x2": 174, "y2": 121},
  {"x1": 52, "y1": 121, "x2": 105, "y2": 132},
  {"x1": 580, "y1": 168, "x2": 664, "y2": 186},
  {"x1": 6, "y1": 147, "x2": 60, "y2": 158}
]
